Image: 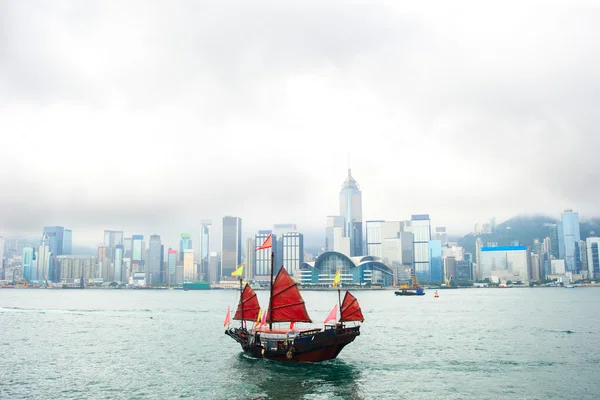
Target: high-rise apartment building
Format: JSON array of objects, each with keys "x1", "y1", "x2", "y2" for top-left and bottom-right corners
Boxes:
[
  {"x1": 339, "y1": 169, "x2": 363, "y2": 256},
  {"x1": 586, "y1": 237, "x2": 600, "y2": 279},
  {"x1": 411, "y1": 214, "x2": 432, "y2": 281},
  {"x1": 558, "y1": 210, "x2": 582, "y2": 272},
  {"x1": 56, "y1": 256, "x2": 96, "y2": 282},
  {"x1": 179, "y1": 233, "x2": 192, "y2": 262},
  {"x1": 147, "y1": 235, "x2": 163, "y2": 284},
  {"x1": 221, "y1": 216, "x2": 242, "y2": 279}
]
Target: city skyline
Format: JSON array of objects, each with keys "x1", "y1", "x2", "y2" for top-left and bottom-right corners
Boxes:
[
  {"x1": 2, "y1": 207, "x2": 600, "y2": 256},
  {"x1": 2, "y1": 3, "x2": 600, "y2": 249}
]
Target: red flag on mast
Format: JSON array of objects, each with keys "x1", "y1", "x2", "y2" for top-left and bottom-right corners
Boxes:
[
  {"x1": 256, "y1": 234, "x2": 272, "y2": 251},
  {"x1": 223, "y1": 305, "x2": 231, "y2": 327},
  {"x1": 324, "y1": 304, "x2": 338, "y2": 324}
]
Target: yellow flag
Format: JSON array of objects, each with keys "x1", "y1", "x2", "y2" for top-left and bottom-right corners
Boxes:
[
  {"x1": 231, "y1": 264, "x2": 244, "y2": 277},
  {"x1": 333, "y1": 269, "x2": 341, "y2": 286},
  {"x1": 254, "y1": 308, "x2": 263, "y2": 327}
]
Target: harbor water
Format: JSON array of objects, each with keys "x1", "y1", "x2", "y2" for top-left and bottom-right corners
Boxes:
[{"x1": 1, "y1": 288, "x2": 599, "y2": 399}]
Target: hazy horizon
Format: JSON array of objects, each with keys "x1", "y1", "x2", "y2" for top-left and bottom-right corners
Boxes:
[{"x1": 2, "y1": 2, "x2": 600, "y2": 251}]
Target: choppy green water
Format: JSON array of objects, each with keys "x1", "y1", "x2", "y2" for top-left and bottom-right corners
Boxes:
[{"x1": 1, "y1": 288, "x2": 599, "y2": 399}]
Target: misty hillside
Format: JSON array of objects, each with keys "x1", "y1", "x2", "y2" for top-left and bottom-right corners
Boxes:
[{"x1": 458, "y1": 215, "x2": 600, "y2": 254}]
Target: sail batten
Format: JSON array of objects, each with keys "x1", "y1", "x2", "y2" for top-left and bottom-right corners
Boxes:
[
  {"x1": 234, "y1": 284, "x2": 261, "y2": 321},
  {"x1": 266, "y1": 268, "x2": 312, "y2": 323},
  {"x1": 340, "y1": 291, "x2": 364, "y2": 322}
]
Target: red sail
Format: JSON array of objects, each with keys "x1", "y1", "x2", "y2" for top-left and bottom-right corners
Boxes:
[
  {"x1": 340, "y1": 291, "x2": 364, "y2": 322},
  {"x1": 266, "y1": 267, "x2": 312, "y2": 323},
  {"x1": 233, "y1": 284, "x2": 261, "y2": 321}
]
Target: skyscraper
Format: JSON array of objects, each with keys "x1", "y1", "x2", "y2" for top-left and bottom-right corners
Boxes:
[
  {"x1": 281, "y1": 232, "x2": 303, "y2": 275},
  {"x1": 222, "y1": 216, "x2": 242, "y2": 279},
  {"x1": 255, "y1": 230, "x2": 274, "y2": 279},
  {"x1": 366, "y1": 220, "x2": 385, "y2": 258},
  {"x1": 366, "y1": 220, "x2": 402, "y2": 261},
  {"x1": 429, "y1": 240, "x2": 442, "y2": 282},
  {"x1": 123, "y1": 237, "x2": 133, "y2": 258},
  {"x1": 0, "y1": 236, "x2": 4, "y2": 277},
  {"x1": 544, "y1": 223, "x2": 560, "y2": 259},
  {"x1": 56, "y1": 256, "x2": 96, "y2": 282},
  {"x1": 586, "y1": 237, "x2": 600, "y2": 279},
  {"x1": 179, "y1": 233, "x2": 192, "y2": 262},
  {"x1": 167, "y1": 248, "x2": 177, "y2": 284},
  {"x1": 22, "y1": 247, "x2": 34, "y2": 282},
  {"x1": 325, "y1": 216, "x2": 345, "y2": 252},
  {"x1": 558, "y1": 209, "x2": 581, "y2": 272},
  {"x1": 273, "y1": 224, "x2": 298, "y2": 237},
  {"x1": 339, "y1": 169, "x2": 363, "y2": 256},
  {"x1": 103, "y1": 230, "x2": 124, "y2": 262},
  {"x1": 98, "y1": 244, "x2": 111, "y2": 281},
  {"x1": 434, "y1": 227, "x2": 448, "y2": 245},
  {"x1": 131, "y1": 235, "x2": 144, "y2": 274},
  {"x1": 36, "y1": 232, "x2": 51, "y2": 282},
  {"x1": 147, "y1": 235, "x2": 163, "y2": 284},
  {"x1": 208, "y1": 252, "x2": 219, "y2": 283},
  {"x1": 43, "y1": 226, "x2": 72, "y2": 256},
  {"x1": 183, "y1": 249, "x2": 195, "y2": 282},
  {"x1": 411, "y1": 214, "x2": 432, "y2": 282},
  {"x1": 114, "y1": 244, "x2": 124, "y2": 282},
  {"x1": 244, "y1": 237, "x2": 255, "y2": 281},
  {"x1": 43, "y1": 226, "x2": 72, "y2": 280},
  {"x1": 200, "y1": 220, "x2": 212, "y2": 280}
]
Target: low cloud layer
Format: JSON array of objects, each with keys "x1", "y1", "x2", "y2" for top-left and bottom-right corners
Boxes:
[{"x1": 1, "y1": 1, "x2": 599, "y2": 250}]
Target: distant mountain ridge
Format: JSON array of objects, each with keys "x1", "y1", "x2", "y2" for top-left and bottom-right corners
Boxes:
[{"x1": 458, "y1": 214, "x2": 600, "y2": 255}]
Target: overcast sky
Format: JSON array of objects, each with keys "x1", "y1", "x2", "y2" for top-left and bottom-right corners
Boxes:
[{"x1": 1, "y1": 1, "x2": 599, "y2": 251}]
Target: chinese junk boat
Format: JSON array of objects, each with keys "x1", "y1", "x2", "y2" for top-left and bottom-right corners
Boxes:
[{"x1": 225, "y1": 236, "x2": 364, "y2": 362}]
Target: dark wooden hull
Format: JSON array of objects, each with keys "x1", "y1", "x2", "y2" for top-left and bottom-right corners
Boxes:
[{"x1": 225, "y1": 325, "x2": 360, "y2": 362}]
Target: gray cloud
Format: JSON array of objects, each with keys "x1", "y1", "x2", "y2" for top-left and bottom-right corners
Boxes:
[{"x1": 1, "y1": 1, "x2": 599, "y2": 250}]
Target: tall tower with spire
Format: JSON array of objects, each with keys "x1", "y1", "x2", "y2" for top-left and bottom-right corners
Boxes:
[
  {"x1": 339, "y1": 169, "x2": 363, "y2": 256},
  {"x1": 36, "y1": 232, "x2": 51, "y2": 282}
]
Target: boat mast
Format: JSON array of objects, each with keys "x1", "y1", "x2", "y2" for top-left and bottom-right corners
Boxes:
[
  {"x1": 240, "y1": 275, "x2": 243, "y2": 329},
  {"x1": 269, "y1": 251, "x2": 274, "y2": 330},
  {"x1": 338, "y1": 288, "x2": 342, "y2": 323}
]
